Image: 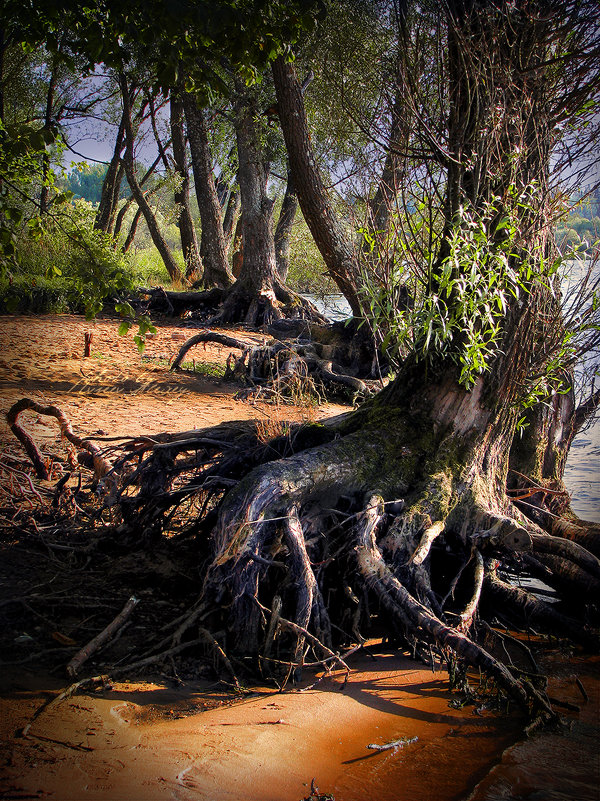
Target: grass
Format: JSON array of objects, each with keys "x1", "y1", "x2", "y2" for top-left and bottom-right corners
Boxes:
[{"x1": 180, "y1": 359, "x2": 226, "y2": 378}]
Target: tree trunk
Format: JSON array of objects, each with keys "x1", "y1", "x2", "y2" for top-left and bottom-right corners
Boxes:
[
  {"x1": 94, "y1": 113, "x2": 126, "y2": 233},
  {"x1": 170, "y1": 92, "x2": 202, "y2": 279},
  {"x1": 231, "y1": 83, "x2": 277, "y2": 297},
  {"x1": 113, "y1": 151, "x2": 163, "y2": 240},
  {"x1": 272, "y1": 57, "x2": 362, "y2": 317},
  {"x1": 212, "y1": 81, "x2": 323, "y2": 326},
  {"x1": 39, "y1": 60, "x2": 57, "y2": 215},
  {"x1": 222, "y1": 180, "x2": 240, "y2": 255},
  {"x1": 122, "y1": 206, "x2": 143, "y2": 252},
  {"x1": 231, "y1": 213, "x2": 243, "y2": 278},
  {"x1": 183, "y1": 95, "x2": 233, "y2": 288},
  {"x1": 118, "y1": 73, "x2": 183, "y2": 283},
  {"x1": 274, "y1": 170, "x2": 298, "y2": 283}
]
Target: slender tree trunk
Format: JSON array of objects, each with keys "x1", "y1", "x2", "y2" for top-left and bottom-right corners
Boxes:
[
  {"x1": 119, "y1": 73, "x2": 183, "y2": 283},
  {"x1": 183, "y1": 95, "x2": 233, "y2": 288},
  {"x1": 272, "y1": 57, "x2": 362, "y2": 316},
  {"x1": 231, "y1": 213, "x2": 243, "y2": 278},
  {"x1": 222, "y1": 180, "x2": 240, "y2": 255},
  {"x1": 214, "y1": 144, "x2": 237, "y2": 208},
  {"x1": 274, "y1": 170, "x2": 298, "y2": 283},
  {"x1": 113, "y1": 151, "x2": 164, "y2": 239},
  {"x1": 170, "y1": 92, "x2": 201, "y2": 279},
  {"x1": 123, "y1": 206, "x2": 143, "y2": 252},
  {"x1": 39, "y1": 61, "x2": 57, "y2": 215},
  {"x1": 94, "y1": 113, "x2": 126, "y2": 233}
]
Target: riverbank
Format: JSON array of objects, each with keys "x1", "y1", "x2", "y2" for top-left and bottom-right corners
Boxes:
[
  {"x1": 0, "y1": 313, "x2": 598, "y2": 800},
  {"x1": 2, "y1": 646, "x2": 597, "y2": 801}
]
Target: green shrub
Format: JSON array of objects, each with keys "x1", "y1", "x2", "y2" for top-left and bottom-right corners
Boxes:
[{"x1": 0, "y1": 274, "x2": 78, "y2": 314}]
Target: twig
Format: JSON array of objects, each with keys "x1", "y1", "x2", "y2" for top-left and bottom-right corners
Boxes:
[
  {"x1": 575, "y1": 676, "x2": 589, "y2": 702},
  {"x1": 367, "y1": 736, "x2": 418, "y2": 752},
  {"x1": 197, "y1": 626, "x2": 242, "y2": 692},
  {"x1": 20, "y1": 638, "x2": 206, "y2": 737},
  {"x1": 67, "y1": 596, "x2": 139, "y2": 677}
]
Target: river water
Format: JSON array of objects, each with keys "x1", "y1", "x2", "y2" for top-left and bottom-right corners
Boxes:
[{"x1": 306, "y1": 293, "x2": 600, "y2": 521}]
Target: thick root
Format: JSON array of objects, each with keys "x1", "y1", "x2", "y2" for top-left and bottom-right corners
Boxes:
[
  {"x1": 483, "y1": 563, "x2": 598, "y2": 650},
  {"x1": 7, "y1": 398, "x2": 111, "y2": 479},
  {"x1": 169, "y1": 327, "x2": 372, "y2": 401},
  {"x1": 354, "y1": 495, "x2": 535, "y2": 712}
]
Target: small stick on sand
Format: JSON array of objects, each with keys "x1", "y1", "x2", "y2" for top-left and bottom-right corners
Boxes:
[{"x1": 367, "y1": 736, "x2": 418, "y2": 752}]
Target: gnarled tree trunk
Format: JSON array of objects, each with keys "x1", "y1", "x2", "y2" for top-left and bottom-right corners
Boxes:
[{"x1": 215, "y1": 81, "x2": 321, "y2": 326}]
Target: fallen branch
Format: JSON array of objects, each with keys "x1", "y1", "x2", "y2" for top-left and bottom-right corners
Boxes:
[{"x1": 67, "y1": 596, "x2": 139, "y2": 677}]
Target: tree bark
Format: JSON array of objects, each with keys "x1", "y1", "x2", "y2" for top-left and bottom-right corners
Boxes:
[
  {"x1": 274, "y1": 170, "x2": 298, "y2": 283},
  {"x1": 232, "y1": 82, "x2": 277, "y2": 296},
  {"x1": 183, "y1": 95, "x2": 233, "y2": 288},
  {"x1": 118, "y1": 73, "x2": 183, "y2": 283},
  {"x1": 170, "y1": 91, "x2": 201, "y2": 279},
  {"x1": 94, "y1": 113, "x2": 126, "y2": 233},
  {"x1": 272, "y1": 57, "x2": 362, "y2": 316},
  {"x1": 222, "y1": 180, "x2": 240, "y2": 255}
]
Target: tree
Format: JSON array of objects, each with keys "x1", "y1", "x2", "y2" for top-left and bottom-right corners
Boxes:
[
  {"x1": 118, "y1": 71, "x2": 183, "y2": 282},
  {"x1": 6, "y1": 0, "x2": 600, "y2": 721},
  {"x1": 103, "y1": 0, "x2": 599, "y2": 716},
  {"x1": 183, "y1": 94, "x2": 234, "y2": 288},
  {"x1": 170, "y1": 89, "x2": 202, "y2": 279}
]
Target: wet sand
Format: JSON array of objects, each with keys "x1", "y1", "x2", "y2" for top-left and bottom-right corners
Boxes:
[{"x1": 1, "y1": 650, "x2": 524, "y2": 801}]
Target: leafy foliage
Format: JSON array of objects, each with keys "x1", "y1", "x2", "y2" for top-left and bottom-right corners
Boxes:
[{"x1": 360, "y1": 190, "x2": 557, "y2": 388}]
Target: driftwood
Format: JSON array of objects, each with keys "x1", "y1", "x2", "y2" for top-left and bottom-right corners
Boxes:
[{"x1": 367, "y1": 736, "x2": 418, "y2": 752}]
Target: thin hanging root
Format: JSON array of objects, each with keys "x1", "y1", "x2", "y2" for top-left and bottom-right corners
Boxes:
[
  {"x1": 67, "y1": 596, "x2": 139, "y2": 677},
  {"x1": 197, "y1": 627, "x2": 242, "y2": 691},
  {"x1": 7, "y1": 398, "x2": 111, "y2": 479},
  {"x1": 457, "y1": 549, "x2": 484, "y2": 631},
  {"x1": 285, "y1": 509, "x2": 316, "y2": 646},
  {"x1": 285, "y1": 509, "x2": 332, "y2": 652},
  {"x1": 354, "y1": 495, "x2": 543, "y2": 713},
  {"x1": 255, "y1": 599, "x2": 350, "y2": 684}
]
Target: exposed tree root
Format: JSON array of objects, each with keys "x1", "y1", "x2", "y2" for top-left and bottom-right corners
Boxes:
[
  {"x1": 170, "y1": 327, "x2": 378, "y2": 402},
  {"x1": 6, "y1": 389, "x2": 599, "y2": 726},
  {"x1": 7, "y1": 398, "x2": 111, "y2": 479},
  {"x1": 137, "y1": 281, "x2": 327, "y2": 328}
]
